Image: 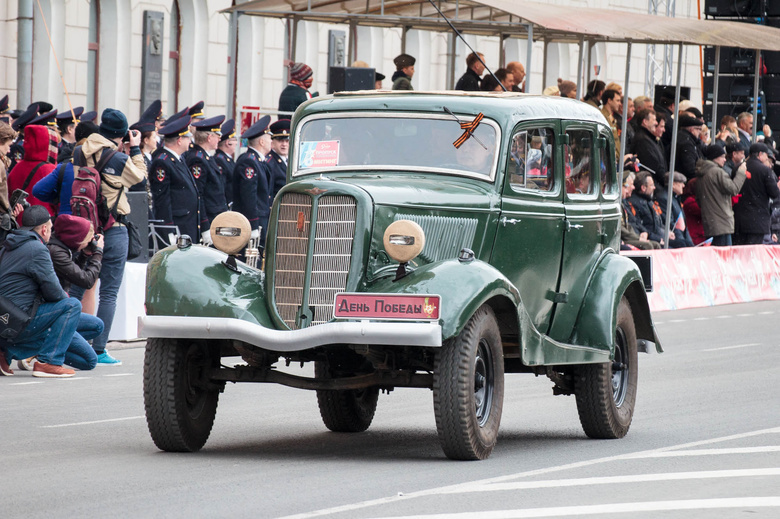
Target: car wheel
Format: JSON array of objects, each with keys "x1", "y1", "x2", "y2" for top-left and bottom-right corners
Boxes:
[
  {"x1": 314, "y1": 362, "x2": 379, "y2": 433},
  {"x1": 433, "y1": 305, "x2": 504, "y2": 460},
  {"x1": 144, "y1": 338, "x2": 220, "y2": 452},
  {"x1": 574, "y1": 297, "x2": 638, "y2": 439}
]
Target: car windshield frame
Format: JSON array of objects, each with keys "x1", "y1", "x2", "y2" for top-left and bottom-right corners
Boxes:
[{"x1": 291, "y1": 112, "x2": 502, "y2": 182}]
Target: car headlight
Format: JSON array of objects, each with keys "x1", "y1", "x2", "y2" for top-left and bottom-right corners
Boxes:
[
  {"x1": 210, "y1": 211, "x2": 251, "y2": 255},
  {"x1": 383, "y1": 220, "x2": 425, "y2": 263}
]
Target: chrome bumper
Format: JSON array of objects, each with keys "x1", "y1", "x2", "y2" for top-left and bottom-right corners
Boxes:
[{"x1": 138, "y1": 315, "x2": 442, "y2": 352}]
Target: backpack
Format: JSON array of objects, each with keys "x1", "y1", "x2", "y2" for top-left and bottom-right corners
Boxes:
[{"x1": 70, "y1": 165, "x2": 104, "y2": 232}]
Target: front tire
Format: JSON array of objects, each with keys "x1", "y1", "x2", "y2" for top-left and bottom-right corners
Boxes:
[
  {"x1": 314, "y1": 362, "x2": 379, "y2": 433},
  {"x1": 433, "y1": 305, "x2": 505, "y2": 460},
  {"x1": 144, "y1": 338, "x2": 221, "y2": 452},
  {"x1": 575, "y1": 297, "x2": 638, "y2": 439}
]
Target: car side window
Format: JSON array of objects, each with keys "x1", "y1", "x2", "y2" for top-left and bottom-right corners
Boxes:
[
  {"x1": 507, "y1": 127, "x2": 555, "y2": 193},
  {"x1": 564, "y1": 129, "x2": 594, "y2": 196},
  {"x1": 599, "y1": 134, "x2": 616, "y2": 196}
]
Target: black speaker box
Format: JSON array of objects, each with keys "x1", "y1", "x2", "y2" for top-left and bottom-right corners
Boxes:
[
  {"x1": 704, "y1": 102, "x2": 762, "y2": 128},
  {"x1": 764, "y1": 76, "x2": 780, "y2": 101},
  {"x1": 704, "y1": 47, "x2": 756, "y2": 74},
  {"x1": 768, "y1": 5, "x2": 780, "y2": 15},
  {"x1": 654, "y1": 84, "x2": 691, "y2": 104},
  {"x1": 765, "y1": 104, "x2": 780, "y2": 129},
  {"x1": 764, "y1": 51, "x2": 780, "y2": 74},
  {"x1": 126, "y1": 191, "x2": 149, "y2": 263},
  {"x1": 703, "y1": 76, "x2": 756, "y2": 102},
  {"x1": 704, "y1": 0, "x2": 764, "y2": 16},
  {"x1": 327, "y1": 67, "x2": 375, "y2": 94}
]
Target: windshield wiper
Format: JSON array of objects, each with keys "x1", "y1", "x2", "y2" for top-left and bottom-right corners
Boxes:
[{"x1": 443, "y1": 106, "x2": 487, "y2": 150}]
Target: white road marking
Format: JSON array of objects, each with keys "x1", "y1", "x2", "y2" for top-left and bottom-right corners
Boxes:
[
  {"x1": 369, "y1": 497, "x2": 780, "y2": 519},
  {"x1": 9, "y1": 381, "x2": 43, "y2": 386},
  {"x1": 276, "y1": 426, "x2": 780, "y2": 519},
  {"x1": 626, "y1": 446, "x2": 780, "y2": 458},
  {"x1": 102, "y1": 373, "x2": 134, "y2": 377},
  {"x1": 716, "y1": 315, "x2": 733, "y2": 319},
  {"x1": 442, "y1": 468, "x2": 780, "y2": 493},
  {"x1": 702, "y1": 343, "x2": 760, "y2": 352},
  {"x1": 667, "y1": 319, "x2": 687, "y2": 323},
  {"x1": 736, "y1": 313, "x2": 754, "y2": 317},
  {"x1": 693, "y1": 317, "x2": 710, "y2": 321},
  {"x1": 759, "y1": 311, "x2": 775, "y2": 315},
  {"x1": 40, "y1": 416, "x2": 145, "y2": 428}
]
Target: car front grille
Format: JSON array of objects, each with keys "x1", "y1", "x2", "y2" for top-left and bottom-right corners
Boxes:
[{"x1": 273, "y1": 193, "x2": 356, "y2": 329}]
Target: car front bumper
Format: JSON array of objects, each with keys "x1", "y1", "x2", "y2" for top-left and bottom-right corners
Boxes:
[{"x1": 138, "y1": 315, "x2": 442, "y2": 352}]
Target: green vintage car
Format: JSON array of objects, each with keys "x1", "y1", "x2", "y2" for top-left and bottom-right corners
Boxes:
[{"x1": 140, "y1": 91, "x2": 662, "y2": 460}]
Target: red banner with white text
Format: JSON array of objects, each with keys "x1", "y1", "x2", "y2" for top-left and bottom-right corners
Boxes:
[{"x1": 623, "y1": 246, "x2": 780, "y2": 312}]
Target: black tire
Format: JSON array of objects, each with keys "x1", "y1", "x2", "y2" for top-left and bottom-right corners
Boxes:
[
  {"x1": 575, "y1": 297, "x2": 638, "y2": 439},
  {"x1": 433, "y1": 305, "x2": 505, "y2": 460},
  {"x1": 314, "y1": 362, "x2": 379, "y2": 433},
  {"x1": 144, "y1": 338, "x2": 220, "y2": 452}
]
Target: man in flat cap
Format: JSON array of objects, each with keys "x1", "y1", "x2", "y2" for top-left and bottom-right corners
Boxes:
[
  {"x1": 233, "y1": 116, "x2": 272, "y2": 250},
  {"x1": 56, "y1": 107, "x2": 83, "y2": 163},
  {"x1": 266, "y1": 119, "x2": 290, "y2": 202},
  {"x1": 279, "y1": 62, "x2": 316, "y2": 115},
  {"x1": 150, "y1": 115, "x2": 208, "y2": 245},
  {"x1": 734, "y1": 142, "x2": 780, "y2": 245},
  {"x1": 214, "y1": 119, "x2": 237, "y2": 207},
  {"x1": 673, "y1": 114, "x2": 705, "y2": 182},
  {"x1": 695, "y1": 143, "x2": 746, "y2": 247},
  {"x1": 392, "y1": 54, "x2": 415, "y2": 90},
  {"x1": 188, "y1": 115, "x2": 228, "y2": 233}
]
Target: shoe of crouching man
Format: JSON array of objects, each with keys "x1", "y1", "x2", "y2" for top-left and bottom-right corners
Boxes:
[
  {"x1": 32, "y1": 361, "x2": 75, "y2": 378},
  {"x1": 96, "y1": 351, "x2": 122, "y2": 366},
  {"x1": 0, "y1": 350, "x2": 14, "y2": 376}
]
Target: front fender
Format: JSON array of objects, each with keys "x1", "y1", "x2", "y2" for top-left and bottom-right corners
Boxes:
[
  {"x1": 145, "y1": 245, "x2": 275, "y2": 328},
  {"x1": 368, "y1": 259, "x2": 534, "y2": 342},
  {"x1": 570, "y1": 253, "x2": 662, "y2": 354}
]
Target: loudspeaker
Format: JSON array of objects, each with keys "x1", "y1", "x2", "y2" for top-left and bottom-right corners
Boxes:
[
  {"x1": 704, "y1": 103, "x2": 763, "y2": 127},
  {"x1": 126, "y1": 191, "x2": 149, "y2": 263},
  {"x1": 654, "y1": 84, "x2": 691, "y2": 104},
  {"x1": 764, "y1": 76, "x2": 780, "y2": 100},
  {"x1": 704, "y1": 47, "x2": 756, "y2": 74},
  {"x1": 327, "y1": 67, "x2": 375, "y2": 94},
  {"x1": 703, "y1": 76, "x2": 755, "y2": 102},
  {"x1": 765, "y1": 104, "x2": 780, "y2": 130},
  {"x1": 704, "y1": 0, "x2": 764, "y2": 16}
]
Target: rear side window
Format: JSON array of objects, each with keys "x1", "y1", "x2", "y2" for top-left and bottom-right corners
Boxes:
[
  {"x1": 599, "y1": 134, "x2": 616, "y2": 195},
  {"x1": 507, "y1": 127, "x2": 555, "y2": 192},
  {"x1": 564, "y1": 129, "x2": 594, "y2": 196}
]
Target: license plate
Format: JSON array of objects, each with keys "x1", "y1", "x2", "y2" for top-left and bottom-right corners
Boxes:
[{"x1": 333, "y1": 293, "x2": 441, "y2": 321}]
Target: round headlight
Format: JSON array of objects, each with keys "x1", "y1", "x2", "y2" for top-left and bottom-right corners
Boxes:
[
  {"x1": 383, "y1": 220, "x2": 425, "y2": 263},
  {"x1": 210, "y1": 211, "x2": 251, "y2": 255}
]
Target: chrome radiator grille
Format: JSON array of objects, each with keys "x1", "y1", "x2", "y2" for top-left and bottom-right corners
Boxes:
[{"x1": 273, "y1": 193, "x2": 356, "y2": 329}]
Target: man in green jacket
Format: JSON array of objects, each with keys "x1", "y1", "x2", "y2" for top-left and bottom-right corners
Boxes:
[{"x1": 392, "y1": 54, "x2": 415, "y2": 91}]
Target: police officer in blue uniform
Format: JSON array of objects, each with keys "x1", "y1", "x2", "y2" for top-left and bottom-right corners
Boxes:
[
  {"x1": 233, "y1": 115, "x2": 272, "y2": 248},
  {"x1": 214, "y1": 118, "x2": 237, "y2": 207},
  {"x1": 8, "y1": 103, "x2": 39, "y2": 171},
  {"x1": 55, "y1": 106, "x2": 83, "y2": 163},
  {"x1": 149, "y1": 115, "x2": 209, "y2": 244},
  {"x1": 187, "y1": 115, "x2": 228, "y2": 224},
  {"x1": 266, "y1": 119, "x2": 290, "y2": 201}
]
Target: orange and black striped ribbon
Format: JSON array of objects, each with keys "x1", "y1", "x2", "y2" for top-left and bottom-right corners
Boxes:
[{"x1": 453, "y1": 112, "x2": 484, "y2": 149}]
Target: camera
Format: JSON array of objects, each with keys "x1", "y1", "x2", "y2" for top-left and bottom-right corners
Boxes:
[{"x1": 8, "y1": 189, "x2": 30, "y2": 211}]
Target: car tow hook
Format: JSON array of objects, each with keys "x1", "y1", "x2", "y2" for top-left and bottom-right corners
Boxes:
[{"x1": 612, "y1": 361, "x2": 627, "y2": 371}]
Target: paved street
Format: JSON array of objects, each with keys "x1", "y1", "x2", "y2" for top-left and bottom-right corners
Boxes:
[{"x1": 3, "y1": 301, "x2": 780, "y2": 518}]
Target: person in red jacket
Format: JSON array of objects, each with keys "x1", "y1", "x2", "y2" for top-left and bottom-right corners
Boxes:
[{"x1": 7, "y1": 124, "x2": 57, "y2": 223}]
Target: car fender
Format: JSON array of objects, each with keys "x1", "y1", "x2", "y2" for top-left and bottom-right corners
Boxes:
[
  {"x1": 570, "y1": 252, "x2": 663, "y2": 354},
  {"x1": 145, "y1": 245, "x2": 275, "y2": 328},
  {"x1": 367, "y1": 259, "x2": 542, "y2": 348}
]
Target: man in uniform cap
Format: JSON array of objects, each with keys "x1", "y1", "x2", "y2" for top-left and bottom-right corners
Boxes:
[
  {"x1": 55, "y1": 106, "x2": 83, "y2": 163},
  {"x1": 266, "y1": 119, "x2": 290, "y2": 201},
  {"x1": 149, "y1": 115, "x2": 208, "y2": 244},
  {"x1": 140, "y1": 100, "x2": 163, "y2": 130},
  {"x1": 8, "y1": 103, "x2": 39, "y2": 170},
  {"x1": 187, "y1": 115, "x2": 228, "y2": 230},
  {"x1": 167, "y1": 106, "x2": 189, "y2": 124},
  {"x1": 31, "y1": 101, "x2": 53, "y2": 115},
  {"x1": 80, "y1": 111, "x2": 97, "y2": 123},
  {"x1": 392, "y1": 54, "x2": 415, "y2": 90},
  {"x1": 214, "y1": 118, "x2": 237, "y2": 207},
  {"x1": 233, "y1": 115, "x2": 272, "y2": 249},
  {"x1": 188, "y1": 101, "x2": 205, "y2": 136},
  {"x1": 279, "y1": 62, "x2": 316, "y2": 115}
]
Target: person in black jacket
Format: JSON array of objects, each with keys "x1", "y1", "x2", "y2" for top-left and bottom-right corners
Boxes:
[
  {"x1": 46, "y1": 214, "x2": 104, "y2": 371},
  {"x1": 187, "y1": 115, "x2": 228, "y2": 229},
  {"x1": 734, "y1": 143, "x2": 780, "y2": 245},
  {"x1": 278, "y1": 62, "x2": 316, "y2": 116},
  {"x1": 214, "y1": 119, "x2": 237, "y2": 207},
  {"x1": 455, "y1": 52, "x2": 484, "y2": 92},
  {"x1": 233, "y1": 115, "x2": 271, "y2": 249},
  {"x1": 0, "y1": 206, "x2": 80, "y2": 377},
  {"x1": 266, "y1": 119, "x2": 290, "y2": 202},
  {"x1": 625, "y1": 172, "x2": 671, "y2": 246},
  {"x1": 673, "y1": 115, "x2": 705, "y2": 182},
  {"x1": 630, "y1": 108, "x2": 668, "y2": 187}
]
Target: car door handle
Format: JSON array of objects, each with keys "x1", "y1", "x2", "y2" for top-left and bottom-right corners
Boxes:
[
  {"x1": 565, "y1": 221, "x2": 583, "y2": 231},
  {"x1": 500, "y1": 217, "x2": 521, "y2": 226}
]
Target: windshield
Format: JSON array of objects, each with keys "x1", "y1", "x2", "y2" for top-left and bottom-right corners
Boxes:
[{"x1": 293, "y1": 113, "x2": 499, "y2": 179}]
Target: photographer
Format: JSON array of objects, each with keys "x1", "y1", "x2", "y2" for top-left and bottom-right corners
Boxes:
[{"x1": 1, "y1": 121, "x2": 25, "y2": 242}]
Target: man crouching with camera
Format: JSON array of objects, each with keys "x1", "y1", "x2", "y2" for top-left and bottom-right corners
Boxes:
[{"x1": 0, "y1": 206, "x2": 83, "y2": 377}]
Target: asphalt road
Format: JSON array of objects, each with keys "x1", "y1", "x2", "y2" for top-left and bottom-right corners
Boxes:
[{"x1": 3, "y1": 301, "x2": 779, "y2": 519}]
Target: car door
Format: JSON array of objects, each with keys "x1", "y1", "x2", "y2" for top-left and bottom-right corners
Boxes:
[
  {"x1": 548, "y1": 123, "x2": 607, "y2": 342},
  {"x1": 490, "y1": 124, "x2": 565, "y2": 335}
]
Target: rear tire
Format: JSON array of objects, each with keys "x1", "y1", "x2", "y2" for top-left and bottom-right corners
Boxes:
[
  {"x1": 144, "y1": 338, "x2": 220, "y2": 452},
  {"x1": 433, "y1": 305, "x2": 504, "y2": 460},
  {"x1": 575, "y1": 297, "x2": 638, "y2": 439},
  {"x1": 314, "y1": 362, "x2": 379, "y2": 433}
]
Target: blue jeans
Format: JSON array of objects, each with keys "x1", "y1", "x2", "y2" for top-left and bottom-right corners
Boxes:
[
  {"x1": 4, "y1": 298, "x2": 81, "y2": 366},
  {"x1": 70, "y1": 225, "x2": 128, "y2": 354},
  {"x1": 65, "y1": 313, "x2": 104, "y2": 370}
]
